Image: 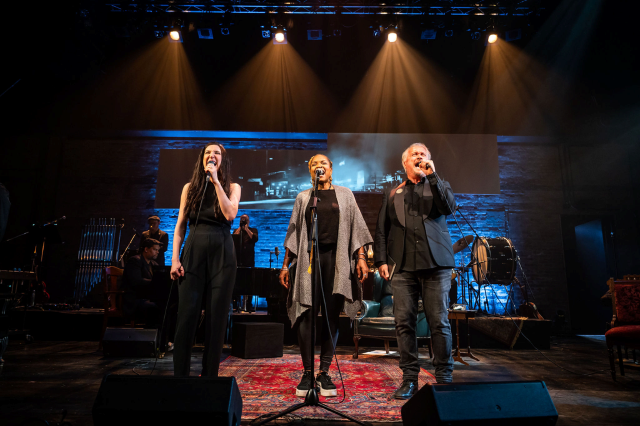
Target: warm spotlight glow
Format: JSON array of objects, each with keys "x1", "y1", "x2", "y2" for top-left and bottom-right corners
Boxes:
[
  {"x1": 274, "y1": 31, "x2": 285, "y2": 43},
  {"x1": 169, "y1": 31, "x2": 180, "y2": 41},
  {"x1": 488, "y1": 33, "x2": 498, "y2": 44},
  {"x1": 388, "y1": 32, "x2": 398, "y2": 43}
]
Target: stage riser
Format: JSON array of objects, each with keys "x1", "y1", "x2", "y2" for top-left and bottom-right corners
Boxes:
[{"x1": 10, "y1": 309, "x2": 551, "y2": 349}]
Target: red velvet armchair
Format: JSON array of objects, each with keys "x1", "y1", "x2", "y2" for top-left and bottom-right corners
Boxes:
[{"x1": 605, "y1": 276, "x2": 640, "y2": 380}]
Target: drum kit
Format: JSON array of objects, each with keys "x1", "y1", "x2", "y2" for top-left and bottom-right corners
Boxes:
[{"x1": 451, "y1": 235, "x2": 519, "y2": 314}]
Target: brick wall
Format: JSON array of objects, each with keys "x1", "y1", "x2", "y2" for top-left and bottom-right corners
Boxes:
[{"x1": 6, "y1": 136, "x2": 636, "y2": 325}]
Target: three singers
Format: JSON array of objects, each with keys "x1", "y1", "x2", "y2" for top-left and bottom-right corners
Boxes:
[{"x1": 168, "y1": 143, "x2": 458, "y2": 395}]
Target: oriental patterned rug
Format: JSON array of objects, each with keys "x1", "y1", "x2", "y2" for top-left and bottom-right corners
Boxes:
[{"x1": 218, "y1": 354, "x2": 436, "y2": 422}]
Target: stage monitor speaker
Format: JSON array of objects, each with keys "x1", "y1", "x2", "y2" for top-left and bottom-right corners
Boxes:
[
  {"x1": 93, "y1": 374, "x2": 242, "y2": 426},
  {"x1": 401, "y1": 381, "x2": 558, "y2": 426},
  {"x1": 102, "y1": 327, "x2": 157, "y2": 357}
]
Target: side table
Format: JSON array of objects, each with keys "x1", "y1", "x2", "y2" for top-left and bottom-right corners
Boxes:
[{"x1": 448, "y1": 309, "x2": 479, "y2": 365}]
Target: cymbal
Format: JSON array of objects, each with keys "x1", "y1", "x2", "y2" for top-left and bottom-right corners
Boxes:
[{"x1": 452, "y1": 235, "x2": 474, "y2": 254}]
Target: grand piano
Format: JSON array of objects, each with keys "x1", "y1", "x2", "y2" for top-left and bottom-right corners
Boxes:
[{"x1": 234, "y1": 267, "x2": 286, "y2": 314}]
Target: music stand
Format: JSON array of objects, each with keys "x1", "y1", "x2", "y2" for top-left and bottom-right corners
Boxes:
[{"x1": 253, "y1": 173, "x2": 370, "y2": 426}]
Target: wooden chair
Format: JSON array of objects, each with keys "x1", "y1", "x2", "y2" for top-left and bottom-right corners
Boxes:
[
  {"x1": 98, "y1": 266, "x2": 134, "y2": 350},
  {"x1": 605, "y1": 277, "x2": 640, "y2": 380}
]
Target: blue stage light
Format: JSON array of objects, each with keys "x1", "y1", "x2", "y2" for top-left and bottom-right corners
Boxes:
[
  {"x1": 262, "y1": 30, "x2": 271, "y2": 38},
  {"x1": 307, "y1": 30, "x2": 322, "y2": 40},
  {"x1": 197, "y1": 28, "x2": 214, "y2": 39},
  {"x1": 421, "y1": 29, "x2": 437, "y2": 40}
]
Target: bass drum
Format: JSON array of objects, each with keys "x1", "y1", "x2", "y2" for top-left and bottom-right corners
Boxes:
[{"x1": 471, "y1": 237, "x2": 516, "y2": 285}]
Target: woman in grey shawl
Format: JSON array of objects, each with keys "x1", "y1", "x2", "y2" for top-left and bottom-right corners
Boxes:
[{"x1": 279, "y1": 154, "x2": 372, "y2": 397}]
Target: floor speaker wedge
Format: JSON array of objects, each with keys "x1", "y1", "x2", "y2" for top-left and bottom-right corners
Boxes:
[
  {"x1": 93, "y1": 374, "x2": 242, "y2": 426},
  {"x1": 102, "y1": 327, "x2": 157, "y2": 357},
  {"x1": 401, "y1": 381, "x2": 558, "y2": 426}
]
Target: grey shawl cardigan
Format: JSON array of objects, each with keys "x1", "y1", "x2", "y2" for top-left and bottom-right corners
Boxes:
[{"x1": 284, "y1": 185, "x2": 373, "y2": 327}]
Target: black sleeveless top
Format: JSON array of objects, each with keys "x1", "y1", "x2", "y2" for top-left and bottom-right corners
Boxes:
[
  {"x1": 188, "y1": 183, "x2": 232, "y2": 228},
  {"x1": 305, "y1": 189, "x2": 340, "y2": 246}
]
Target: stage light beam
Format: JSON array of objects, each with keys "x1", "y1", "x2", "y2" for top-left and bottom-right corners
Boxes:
[
  {"x1": 169, "y1": 31, "x2": 181, "y2": 41},
  {"x1": 488, "y1": 33, "x2": 498, "y2": 44}
]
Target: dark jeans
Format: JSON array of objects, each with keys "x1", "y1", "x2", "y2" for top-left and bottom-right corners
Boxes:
[
  {"x1": 392, "y1": 268, "x2": 453, "y2": 383},
  {"x1": 173, "y1": 225, "x2": 236, "y2": 377},
  {"x1": 297, "y1": 244, "x2": 343, "y2": 373}
]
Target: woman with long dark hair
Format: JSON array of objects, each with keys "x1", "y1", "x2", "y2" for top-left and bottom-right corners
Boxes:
[
  {"x1": 280, "y1": 154, "x2": 372, "y2": 397},
  {"x1": 171, "y1": 142, "x2": 241, "y2": 377}
]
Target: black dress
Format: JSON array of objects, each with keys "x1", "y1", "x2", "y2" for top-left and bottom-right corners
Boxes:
[{"x1": 173, "y1": 183, "x2": 237, "y2": 377}]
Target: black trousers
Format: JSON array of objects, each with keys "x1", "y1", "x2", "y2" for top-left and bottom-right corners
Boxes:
[
  {"x1": 173, "y1": 224, "x2": 236, "y2": 377},
  {"x1": 297, "y1": 244, "x2": 343, "y2": 372}
]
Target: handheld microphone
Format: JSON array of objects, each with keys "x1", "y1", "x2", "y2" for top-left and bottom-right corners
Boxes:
[
  {"x1": 206, "y1": 159, "x2": 216, "y2": 180},
  {"x1": 418, "y1": 161, "x2": 431, "y2": 170},
  {"x1": 315, "y1": 167, "x2": 325, "y2": 176}
]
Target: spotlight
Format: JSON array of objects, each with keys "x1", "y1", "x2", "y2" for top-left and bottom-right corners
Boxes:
[
  {"x1": 373, "y1": 29, "x2": 382, "y2": 37},
  {"x1": 221, "y1": 27, "x2": 229, "y2": 35},
  {"x1": 262, "y1": 30, "x2": 271, "y2": 38},
  {"x1": 273, "y1": 29, "x2": 287, "y2": 45},
  {"x1": 169, "y1": 31, "x2": 182, "y2": 42},
  {"x1": 154, "y1": 31, "x2": 164, "y2": 39},
  {"x1": 487, "y1": 33, "x2": 498, "y2": 44},
  {"x1": 197, "y1": 28, "x2": 214, "y2": 39},
  {"x1": 471, "y1": 31, "x2": 481, "y2": 40},
  {"x1": 307, "y1": 29, "x2": 322, "y2": 40},
  {"x1": 388, "y1": 30, "x2": 398, "y2": 43}
]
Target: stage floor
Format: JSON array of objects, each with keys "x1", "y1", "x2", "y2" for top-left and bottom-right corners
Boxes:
[{"x1": 1, "y1": 336, "x2": 639, "y2": 425}]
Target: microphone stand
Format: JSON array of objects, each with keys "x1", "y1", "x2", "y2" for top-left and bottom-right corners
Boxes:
[{"x1": 254, "y1": 172, "x2": 371, "y2": 426}]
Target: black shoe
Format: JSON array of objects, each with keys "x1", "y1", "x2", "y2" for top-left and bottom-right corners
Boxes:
[
  {"x1": 393, "y1": 380, "x2": 418, "y2": 400},
  {"x1": 296, "y1": 370, "x2": 314, "y2": 397},
  {"x1": 316, "y1": 371, "x2": 338, "y2": 397}
]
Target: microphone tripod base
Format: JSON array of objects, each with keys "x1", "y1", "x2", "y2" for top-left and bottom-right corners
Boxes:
[{"x1": 252, "y1": 387, "x2": 372, "y2": 426}]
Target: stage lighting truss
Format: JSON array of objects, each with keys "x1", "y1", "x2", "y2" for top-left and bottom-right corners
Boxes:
[{"x1": 104, "y1": 1, "x2": 543, "y2": 17}]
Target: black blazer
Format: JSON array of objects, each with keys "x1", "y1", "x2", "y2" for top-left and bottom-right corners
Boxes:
[{"x1": 374, "y1": 174, "x2": 457, "y2": 280}]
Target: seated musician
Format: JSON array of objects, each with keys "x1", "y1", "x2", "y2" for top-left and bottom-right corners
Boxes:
[
  {"x1": 139, "y1": 215, "x2": 169, "y2": 267},
  {"x1": 233, "y1": 214, "x2": 259, "y2": 311},
  {"x1": 122, "y1": 238, "x2": 161, "y2": 328}
]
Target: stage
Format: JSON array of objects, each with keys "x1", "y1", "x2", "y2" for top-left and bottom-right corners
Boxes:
[{"x1": 1, "y1": 336, "x2": 639, "y2": 425}]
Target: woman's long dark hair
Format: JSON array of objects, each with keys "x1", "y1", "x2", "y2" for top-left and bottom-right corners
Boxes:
[{"x1": 184, "y1": 142, "x2": 232, "y2": 219}]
